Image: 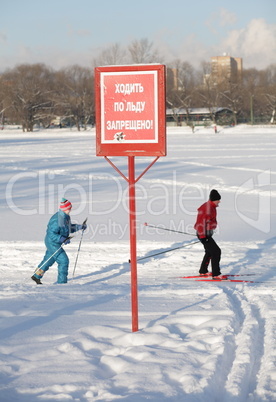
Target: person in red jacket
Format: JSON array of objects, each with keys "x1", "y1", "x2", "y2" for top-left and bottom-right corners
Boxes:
[{"x1": 194, "y1": 189, "x2": 222, "y2": 278}]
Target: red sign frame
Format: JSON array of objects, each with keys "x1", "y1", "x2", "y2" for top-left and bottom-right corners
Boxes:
[{"x1": 95, "y1": 64, "x2": 166, "y2": 156}]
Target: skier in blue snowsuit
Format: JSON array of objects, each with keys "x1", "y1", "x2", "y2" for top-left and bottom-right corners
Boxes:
[{"x1": 31, "y1": 198, "x2": 87, "y2": 284}]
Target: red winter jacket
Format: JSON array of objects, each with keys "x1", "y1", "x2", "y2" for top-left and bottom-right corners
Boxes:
[{"x1": 194, "y1": 200, "x2": 218, "y2": 239}]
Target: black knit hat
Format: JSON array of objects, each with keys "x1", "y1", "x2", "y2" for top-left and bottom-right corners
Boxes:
[{"x1": 209, "y1": 189, "x2": 221, "y2": 201}]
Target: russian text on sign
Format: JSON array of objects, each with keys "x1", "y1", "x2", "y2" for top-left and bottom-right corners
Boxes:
[
  {"x1": 114, "y1": 101, "x2": 146, "y2": 113},
  {"x1": 106, "y1": 120, "x2": 153, "y2": 131},
  {"x1": 115, "y1": 83, "x2": 144, "y2": 95}
]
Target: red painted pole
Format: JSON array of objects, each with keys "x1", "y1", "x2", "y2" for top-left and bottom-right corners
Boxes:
[{"x1": 128, "y1": 156, "x2": 138, "y2": 332}]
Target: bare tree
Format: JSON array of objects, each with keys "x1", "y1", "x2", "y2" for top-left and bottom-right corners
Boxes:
[
  {"x1": 266, "y1": 93, "x2": 276, "y2": 123},
  {"x1": 240, "y1": 66, "x2": 276, "y2": 124},
  {"x1": 128, "y1": 38, "x2": 162, "y2": 64},
  {"x1": 93, "y1": 43, "x2": 126, "y2": 67},
  {"x1": 166, "y1": 60, "x2": 197, "y2": 126},
  {"x1": 55, "y1": 65, "x2": 94, "y2": 130},
  {"x1": 219, "y1": 80, "x2": 244, "y2": 125},
  {"x1": 1, "y1": 64, "x2": 55, "y2": 131},
  {"x1": 0, "y1": 75, "x2": 8, "y2": 127},
  {"x1": 263, "y1": 64, "x2": 276, "y2": 123},
  {"x1": 195, "y1": 61, "x2": 220, "y2": 123}
]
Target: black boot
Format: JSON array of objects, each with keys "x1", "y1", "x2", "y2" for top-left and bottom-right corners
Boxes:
[{"x1": 31, "y1": 275, "x2": 43, "y2": 284}]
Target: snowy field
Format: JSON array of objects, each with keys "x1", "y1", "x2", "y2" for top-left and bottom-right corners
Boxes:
[{"x1": 0, "y1": 125, "x2": 275, "y2": 401}]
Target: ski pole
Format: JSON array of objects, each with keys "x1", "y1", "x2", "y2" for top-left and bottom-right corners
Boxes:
[
  {"x1": 34, "y1": 235, "x2": 73, "y2": 272},
  {"x1": 129, "y1": 240, "x2": 201, "y2": 263},
  {"x1": 144, "y1": 222, "x2": 196, "y2": 237},
  {"x1": 72, "y1": 218, "x2": 87, "y2": 278}
]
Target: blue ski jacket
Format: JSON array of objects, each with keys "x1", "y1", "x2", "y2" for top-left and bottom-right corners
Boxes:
[{"x1": 45, "y1": 210, "x2": 78, "y2": 247}]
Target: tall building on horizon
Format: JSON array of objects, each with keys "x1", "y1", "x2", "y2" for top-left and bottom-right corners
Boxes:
[
  {"x1": 167, "y1": 67, "x2": 179, "y2": 90},
  {"x1": 211, "y1": 55, "x2": 243, "y2": 84}
]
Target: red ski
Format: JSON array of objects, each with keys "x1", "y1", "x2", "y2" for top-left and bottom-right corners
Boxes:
[
  {"x1": 177, "y1": 273, "x2": 259, "y2": 283},
  {"x1": 178, "y1": 273, "x2": 255, "y2": 279},
  {"x1": 177, "y1": 273, "x2": 212, "y2": 279},
  {"x1": 196, "y1": 277, "x2": 256, "y2": 283}
]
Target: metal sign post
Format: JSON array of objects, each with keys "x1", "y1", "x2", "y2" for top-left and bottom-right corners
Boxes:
[
  {"x1": 95, "y1": 64, "x2": 166, "y2": 332},
  {"x1": 128, "y1": 156, "x2": 138, "y2": 331}
]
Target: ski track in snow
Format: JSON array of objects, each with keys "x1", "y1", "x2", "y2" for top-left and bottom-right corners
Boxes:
[{"x1": 0, "y1": 126, "x2": 275, "y2": 401}]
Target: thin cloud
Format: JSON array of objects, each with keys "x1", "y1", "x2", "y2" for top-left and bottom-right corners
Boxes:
[
  {"x1": 18, "y1": 45, "x2": 33, "y2": 61},
  {"x1": 161, "y1": 33, "x2": 212, "y2": 67},
  {"x1": 218, "y1": 18, "x2": 276, "y2": 68},
  {"x1": 206, "y1": 7, "x2": 237, "y2": 34},
  {"x1": 218, "y1": 8, "x2": 237, "y2": 27},
  {"x1": 67, "y1": 24, "x2": 91, "y2": 38},
  {"x1": 0, "y1": 31, "x2": 7, "y2": 43}
]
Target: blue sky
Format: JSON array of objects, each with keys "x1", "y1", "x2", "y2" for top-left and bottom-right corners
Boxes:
[{"x1": 1, "y1": 0, "x2": 275, "y2": 71}]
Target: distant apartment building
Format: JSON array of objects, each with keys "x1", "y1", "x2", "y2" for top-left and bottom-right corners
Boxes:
[
  {"x1": 167, "y1": 67, "x2": 179, "y2": 90},
  {"x1": 211, "y1": 55, "x2": 243, "y2": 84}
]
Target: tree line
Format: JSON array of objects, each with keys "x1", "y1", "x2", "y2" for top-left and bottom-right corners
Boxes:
[{"x1": 0, "y1": 39, "x2": 275, "y2": 131}]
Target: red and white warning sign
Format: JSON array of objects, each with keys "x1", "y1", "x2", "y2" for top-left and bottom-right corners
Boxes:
[{"x1": 95, "y1": 64, "x2": 166, "y2": 156}]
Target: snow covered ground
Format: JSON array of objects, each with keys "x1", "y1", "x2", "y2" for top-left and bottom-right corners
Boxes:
[{"x1": 0, "y1": 125, "x2": 275, "y2": 401}]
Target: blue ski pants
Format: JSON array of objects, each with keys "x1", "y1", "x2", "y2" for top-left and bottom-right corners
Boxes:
[{"x1": 36, "y1": 239, "x2": 69, "y2": 283}]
